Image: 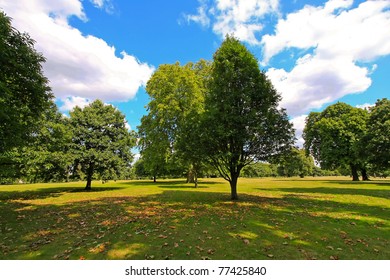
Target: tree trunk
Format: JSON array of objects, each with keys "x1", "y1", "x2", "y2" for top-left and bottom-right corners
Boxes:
[
  {"x1": 85, "y1": 178, "x2": 92, "y2": 190},
  {"x1": 194, "y1": 169, "x2": 198, "y2": 188},
  {"x1": 361, "y1": 168, "x2": 369, "y2": 181},
  {"x1": 350, "y1": 164, "x2": 359, "y2": 181},
  {"x1": 85, "y1": 162, "x2": 94, "y2": 190},
  {"x1": 187, "y1": 168, "x2": 195, "y2": 184},
  {"x1": 153, "y1": 175, "x2": 156, "y2": 183},
  {"x1": 230, "y1": 174, "x2": 239, "y2": 200}
]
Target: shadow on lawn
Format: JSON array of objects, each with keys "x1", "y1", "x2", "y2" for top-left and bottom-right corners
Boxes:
[
  {"x1": 256, "y1": 186, "x2": 390, "y2": 200},
  {"x1": 119, "y1": 180, "x2": 218, "y2": 188},
  {"x1": 0, "y1": 186, "x2": 124, "y2": 201},
  {"x1": 0, "y1": 188, "x2": 389, "y2": 260}
]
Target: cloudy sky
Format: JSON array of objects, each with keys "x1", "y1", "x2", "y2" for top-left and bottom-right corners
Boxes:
[{"x1": 1, "y1": 0, "x2": 389, "y2": 146}]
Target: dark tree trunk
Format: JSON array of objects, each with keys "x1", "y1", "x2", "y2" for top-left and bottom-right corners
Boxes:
[
  {"x1": 350, "y1": 164, "x2": 359, "y2": 181},
  {"x1": 153, "y1": 175, "x2": 156, "y2": 183},
  {"x1": 230, "y1": 174, "x2": 239, "y2": 200},
  {"x1": 85, "y1": 162, "x2": 94, "y2": 190},
  {"x1": 361, "y1": 168, "x2": 369, "y2": 181},
  {"x1": 85, "y1": 178, "x2": 92, "y2": 190}
]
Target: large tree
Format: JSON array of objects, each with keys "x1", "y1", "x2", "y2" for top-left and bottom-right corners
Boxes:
[
  {"x1": 138, "y1": 61, "x2": 209, "y2": 185},
  {"x1": 69, "y1": 100, "x2": 136, "y2": 190},
  {"x1": 200, "y1": 36, "x2": 294, "y2": 200},
  {"x1": 365, "y1": 98, "x2": 390, "y2": 172},
  {"x1": 303, "y1": 102, "x2": 369, "y2": 181},
  {"x1": 0, "y1": 12, "x2": 53, "y2": 153}
]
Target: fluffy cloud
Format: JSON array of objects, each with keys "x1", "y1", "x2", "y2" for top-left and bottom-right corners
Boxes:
[
  {"x1": 355, "y1": 103, "x2": 374, "y2": 110},
  {"x1": 59, "y1": 96, "x2": 91, "y2": 112},
  {"x1": 263, "y1": 0, "x2": 390, "y2": 116},
  {"x1": 185, "y1": 0, "x2": 279, "y2": 44},
  {"x1": 290, "y1": 114, "x2": 308, "y2": 148},
  {"x1": 0, "y1": 0, "x2": 154, "y2": 111}
]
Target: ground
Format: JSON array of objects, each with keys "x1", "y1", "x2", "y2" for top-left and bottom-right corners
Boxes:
[{"x1": 0, "y1": 177, "x2": 389, "y2": 260}]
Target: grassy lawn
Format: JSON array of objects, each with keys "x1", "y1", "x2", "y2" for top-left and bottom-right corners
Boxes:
[{"x1": 0, "y1": 177, "x2": 389, "y2": 260}]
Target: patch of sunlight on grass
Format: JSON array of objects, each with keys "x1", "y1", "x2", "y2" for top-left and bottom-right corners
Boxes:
[
  {"x1": 312, "y1": 211, "x2": 389, "y2": 224},
  {"x1": 107, "y1": 243, "x2": 145, "y2": 259},
  {"x1": 292, "y1": 240, "x2": 311, "y2": 246},
  {"x1": 68, "y1": 213, "x2": 81, "y2": 219},
  {"x1": 229, "y1": 231, "x2": 258, "y2": 239}
]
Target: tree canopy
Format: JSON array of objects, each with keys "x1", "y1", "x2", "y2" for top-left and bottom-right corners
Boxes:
[
  {"x1": 138, "y1": 61, "x2": 210, "y2": 184},
  {"x1": 304, "y1": 102, "x2": 369, "y2": 180},
  {"x1": 0, "y1": 11, "x2": 53, "y2": 153},
  {"x1": 199, "y1": 36, "x2": 295, "y2": 199},
  {"x1": 365, "y1": 98, "x2": 390, "y2": 171},
  {"x1": 69, "y1": 100, "x2": 136, "y2": 189}
]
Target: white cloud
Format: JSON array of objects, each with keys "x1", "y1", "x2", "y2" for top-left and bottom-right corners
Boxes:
[
  {"x1": 267, "y1": 54, "x2": 372, "y2": 116},
  {"x1": 263, "y1": 0, "x2": 390, "y2": 116},
  {"x1": 89, "y1": 0, "x2": 114, "y2": 14},
  {"x1": 356, "y1": 103, "x2": 374, "y2": 110},
  {"x1": 125, "y1": 122, "x2": 131, "y2": 131},
  {"x1": 290, "y1": 114, "x2": 308, "y2": 148},
  {"x1": 0, "y1": 0, "x2": 154, "y2": 111},
  {"x1": 185, "y1": 0, "x2": 210, "y2": 27},
  {"x1": 186, "y1": 0, "x2": 279, "y2": 45},
  {"x1": 60, "y1": 96, "x2": 91, "y2": 111}
]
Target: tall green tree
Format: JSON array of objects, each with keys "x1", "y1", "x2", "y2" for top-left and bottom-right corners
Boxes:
[
  {"x1": 365, "y1": 98, "x2": 390, "y2": 171},
  {"x1": 69, "y1": 100, "x2": 136, "y2": 190},
  {"x1": 200, "y1": 36, "x2": 294, "y2": 199},
  {"x1": 0, "y1": 12, "x2": 53, "y2": 153},
  {"x1": 303, "y1": 102, "x2": 369, "y2": 181},
  {"x1": 138, "y1": 61, "x2": 209, "y2": 185}
]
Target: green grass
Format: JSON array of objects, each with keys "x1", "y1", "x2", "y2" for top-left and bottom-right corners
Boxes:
[{"x1": 0, "y1": 177, "x2": 389, "y2": 260}]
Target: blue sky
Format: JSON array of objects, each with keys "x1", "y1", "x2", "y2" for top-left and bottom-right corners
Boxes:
[{"x1": 1, "y1": 0, "x2": 389, "y2": 146}]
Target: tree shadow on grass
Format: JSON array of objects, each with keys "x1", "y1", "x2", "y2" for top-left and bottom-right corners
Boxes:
[
  {"x1": 255, "y1": 187, "x2": 390, "y2": 200},
  {"x1": 0, "y1": 186, "x2": 124, "y2": 201},
  {"x1": 0, "y1": 188, "x2": 389, "y2": 260},
  {"x1": 119, "y1": 180, "x2": 219, "y2": 188}
]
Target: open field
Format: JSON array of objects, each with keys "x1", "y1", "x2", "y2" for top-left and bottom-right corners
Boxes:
[{"x1": 0, "y1": 177, "x2": 389, "y2": 260}]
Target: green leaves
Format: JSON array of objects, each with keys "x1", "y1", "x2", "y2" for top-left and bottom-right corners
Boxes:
[
  {"x1": 200, "y1": 35, "x2": 294, "y2": 198},
  {"x1": 0, "y1": 11, "x2": 53, "y2": 153},
  {"x1": 304, "y1": 102, "x2": 369, "y2": 179},
  {"x1": 69, "y1": 100, "x2": 136, "y2": 188}
]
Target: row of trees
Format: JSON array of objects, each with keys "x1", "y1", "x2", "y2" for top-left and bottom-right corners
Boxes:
[
  {"x1": 138, "y1": 36, "x2": 295, "y2": 199},
  {"x1": 0, "y1": 100, "x2": 136, "y2": 188},
  {"x1": 304, "y1": 99, "x2": 389, "y2": 181},
  {"x1": 1, "y1": 12, "x2": 136, "y2": 188}
]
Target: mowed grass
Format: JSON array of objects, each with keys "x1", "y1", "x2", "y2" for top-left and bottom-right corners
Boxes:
[{"x1": 0, "y1": 177, "x2": 389, "y2": 260}]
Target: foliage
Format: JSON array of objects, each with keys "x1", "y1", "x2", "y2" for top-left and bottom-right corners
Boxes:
[
  {"x1": 69, "y1": 100, "x2": 136, "y2": 189},
  {"x1": 0, "y1": 11, "x2": 53, "y2": 153},
  {"x1": 304, "y1": 102, "x2": 369, "y2": 181},
  {"x1": 200, "y1": 36, "x2": 294, "y2": 199},
  {"x1": 138, "y1": 60, "x2": 210, "y2": 184},
  {"x1": 241, "y1": 162, "x2": 277, "y2": 178},
  {"x1": 365, "y1": 98, "x2": 390, "y2": 171},
  {"x1": 19, "y1": 103, "x2": 72, "y2": 183},
  {"x1": 277, "y1": 148, "x2": 315, "y2": 178}
]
